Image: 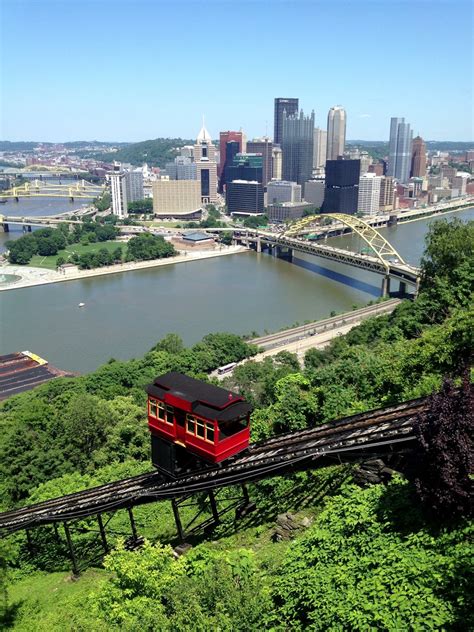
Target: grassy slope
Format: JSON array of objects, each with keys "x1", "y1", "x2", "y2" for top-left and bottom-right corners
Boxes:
[
  {"x1": 5, "y1": 469, "x2": 337, "y2": 630},
  {"x1": 29, "y1": 241, "x2": 122, "y2": 270},
  {"x1": 6, "y1": 570, "x2": 109, "y2": 631}
]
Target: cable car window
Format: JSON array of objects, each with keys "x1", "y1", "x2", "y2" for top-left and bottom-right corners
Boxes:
[
  {"x1": 186, "y1": 415, "x2": 196, "y2": 434},
  {"x1": 149, "y1": 399, "x2": 158, "y2": 418},
  {"x1": 165, "y1": 405, "x2": 174, "y2": 424},
  {"x1": 205, "y1": 422, "x2": 215, "y2": 443},
  {"x1": 196, "y1": 420, "x2": 205, "y2": 438},
  {"x1": 157, "y1": 402, "x2": 166, "y2": 421},
  {"x1": 218, "y1": 416, "x2": 248, "y2": 441}
]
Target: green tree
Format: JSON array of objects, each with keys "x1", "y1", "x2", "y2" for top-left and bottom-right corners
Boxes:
[
  {"x1": 151, "y1": 333, "x2": 184, "y2": 355},
  {"x1": 243, "y1": 214, "x2": 267, "y2": 228},
  {"x1": 61, "y1": 394, "x2": 113, "y2": 469},
  {"x1": 272, "y1": 479, "x2": 473, "y2": 630},
  {"x1": 419, "y1": 218, "x2": 474, "y2": 320},
  {"x1": 126, "y1": 233, "x2": 176, "y2": 261},
  {"x1": 128, "y1": 198, "x2": 154, "y2": 214}
]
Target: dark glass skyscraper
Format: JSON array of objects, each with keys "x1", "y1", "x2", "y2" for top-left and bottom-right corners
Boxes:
[
  {"x1": 323, "y1": 159, "x2": 361, "y2": 214},
  {"x1": 225, "y1": 154, "x2": 263, "y2": 184},
  {"x1": 226, "y1": 181, "x2": 264, "y2": 215},
  {"x1": 219, "y1": 140, "x2": 240, "y2": 192},
  {"x1": 281, "y1": 109, "x2": 315, "y2": 192},
  {"x1": 274, "y1": 97, "x2": 298, "y2": 145}
]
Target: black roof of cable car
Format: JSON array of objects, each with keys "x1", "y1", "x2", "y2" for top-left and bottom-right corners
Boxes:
[{"x1": 145, "y1": 371, "x2": 252, "y2": 421}]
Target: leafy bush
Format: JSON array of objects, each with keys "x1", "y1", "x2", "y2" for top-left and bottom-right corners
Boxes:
[{"x1": 272, "y1": 479, "x2": 473, "y2": 630}]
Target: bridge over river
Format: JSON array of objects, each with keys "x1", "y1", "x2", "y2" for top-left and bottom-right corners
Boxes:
[{"x1": 234, "y1": 213, "x2": 420, "y2": 296}]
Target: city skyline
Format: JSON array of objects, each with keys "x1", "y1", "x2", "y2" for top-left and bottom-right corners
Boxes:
[{"x1": 1, "y1": 0, "x2": 473, "y2": 142}]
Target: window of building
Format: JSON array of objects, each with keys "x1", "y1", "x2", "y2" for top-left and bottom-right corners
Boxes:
[{"x1": 201, "y1": 169, "x2": 210, "y2": 197}]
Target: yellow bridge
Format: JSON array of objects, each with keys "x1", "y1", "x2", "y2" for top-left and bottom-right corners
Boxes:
[
  {"x1": 0, "y1": 179, "x2": 105, "y2": 201},
  {"x1": 236, "y1": 213, "x2": 420, "y2": 296}
]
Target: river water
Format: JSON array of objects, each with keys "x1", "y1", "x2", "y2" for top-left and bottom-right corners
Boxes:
[{"x1": 1, "y1": 202, "x2": 472, "y2": 374}]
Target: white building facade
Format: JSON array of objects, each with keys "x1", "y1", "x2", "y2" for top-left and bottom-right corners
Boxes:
[{"x1": 358, "y1": 173, "x2": 382, "y2": 216}]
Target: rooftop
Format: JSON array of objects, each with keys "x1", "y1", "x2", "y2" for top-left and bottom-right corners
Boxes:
[{"x1": 0, "y1": 351, "x2": 75, "y2": 401}]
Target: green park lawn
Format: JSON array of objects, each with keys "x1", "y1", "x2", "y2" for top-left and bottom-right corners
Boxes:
[{"x1": 29, "y1": 241, "x2": 123, "y2": 270}]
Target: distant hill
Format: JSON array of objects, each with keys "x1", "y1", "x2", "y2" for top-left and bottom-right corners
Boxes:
[
  {"x1": 0, "y1": 140, "x2": 125, "y2": 152},
  {"x1": 82, "y1": 138, "x2": 195, "y2": 168}
]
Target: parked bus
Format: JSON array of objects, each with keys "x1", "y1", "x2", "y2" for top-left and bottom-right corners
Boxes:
[{"x1": 217, "y1": 362, "x2": 237, "y2": 375}]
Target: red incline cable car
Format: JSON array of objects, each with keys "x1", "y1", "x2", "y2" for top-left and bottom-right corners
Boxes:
[{"x1": 146, "y1": 372, "x2": 252, "y2": 477}]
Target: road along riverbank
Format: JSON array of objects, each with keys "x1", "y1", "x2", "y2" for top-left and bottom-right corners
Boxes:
[
  {"x1": 213, "y1": 299, "x2": 401, "y2": 379},
  {"x1": 0, "y1": 245, "x2": 248, "y2": 292}
]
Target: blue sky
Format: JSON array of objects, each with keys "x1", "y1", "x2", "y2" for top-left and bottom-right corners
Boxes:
[{"x1": 1, "y1": 0, "x2": 473, "y2": 142}]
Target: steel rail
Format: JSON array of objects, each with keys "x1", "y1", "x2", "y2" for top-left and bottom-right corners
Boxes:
[{"x1": 0, "y1": 397, "x2": 426, "y2": 535}]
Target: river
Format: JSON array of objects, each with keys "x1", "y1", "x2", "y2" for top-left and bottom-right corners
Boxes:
[{"x1": 0, "y1": 203, "x2": 472, "y2": 374}]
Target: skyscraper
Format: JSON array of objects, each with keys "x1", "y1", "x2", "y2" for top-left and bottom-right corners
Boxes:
[
  {"x1": 274, "y1": 97, "x2": 299, "y2": 145},
  {"x1": 226, "y1": 181, "x2": 264, "y2": 215},
  {"x1": 247, "y1": 137, "x2": 273, "y2": 185},
  {"x1": 218, "y1": 131, "x2": 245, "y2": 177},
  {"x1": 225, "y1": 154, "x2": 263, "y2": 183},
  {"x1": 323, "y1": 159, "x2": 360, "y2": 214},
  {"x1": 326, "y1": 106, "x2": 346, "y2": 161},
  {"x1": 358, "y1": 173, "x2": 382, "y2": 216},
  {"x1": 219, "y1": 140, "x2": 240, "y2": 192},
  {"x1": 410, "y1": 135, "x2": 427, "y2": 177},
  {"x1": 193, "y1": 123, "x2": 218, "y2": 203},
  {"x1": 281, "y1": 109, "x2": 315, "y2": 192},
  {"x1": 387, "y1": 117, "x2": 413, "y2": 183},
  {"x1": 109, "y1": 168, "x2": 144, "y2": 217},
  {"x1": 272, "y1": 146, "x2": 282, "y2": 180},
  {"x1": 313, "y1": 127, "x2": 327, "y2": 169}
]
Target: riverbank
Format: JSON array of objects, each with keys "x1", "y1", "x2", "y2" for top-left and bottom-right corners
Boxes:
[{"x1": 0, "y1": 245, "x2": 248, "y2": 292}]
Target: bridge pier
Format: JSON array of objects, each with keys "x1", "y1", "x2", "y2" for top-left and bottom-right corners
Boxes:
[
  {"x1": 275, "y1": 245, "x2": 293, "y2": 261},
  {"x1": 0, "y1": 223, "x2": 9, "y2": 233},
  {"x1": 381, "y1": 275, "x2": 391, "y2": 297},
  {"x1": 256, "y1": 235, "x2": 262, "y2": 253}
]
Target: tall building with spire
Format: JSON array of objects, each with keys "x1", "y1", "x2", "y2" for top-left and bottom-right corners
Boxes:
[
  {"x1": 410, "y1": 135, "x2": 427, "y2": 177},
  {"x1": 326, "y1": 106, "x2": 346, "y2": 160},
  {"x1": 387, "y1": 117, "x2": 413, "y2": 183},
  {"x1": 281, "y1": 109, "x2": 315, "y2": 192},
  {"x1": 193, "y1": 122, "x2": 218, "y2": 204}
]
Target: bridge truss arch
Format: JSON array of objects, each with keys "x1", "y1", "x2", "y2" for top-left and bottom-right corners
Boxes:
[{"x1": 283, "y1": 213, "x2": 407, "y2": 269}]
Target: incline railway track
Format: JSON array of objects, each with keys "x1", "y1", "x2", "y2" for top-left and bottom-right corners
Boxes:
[{"x1": 0, "y1": 396, "x2": 427, "y2": 536}]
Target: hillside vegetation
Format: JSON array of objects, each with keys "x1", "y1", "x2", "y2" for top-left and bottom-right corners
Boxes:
[
  {"x1": 85, "y1": 138, "x2": 195, "y2": 167},
  {"x1": 0, "y1": 218, "x2": 472, "y2": 630}
]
